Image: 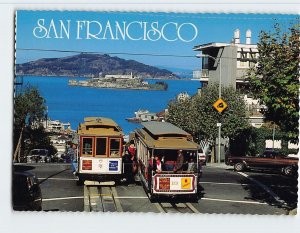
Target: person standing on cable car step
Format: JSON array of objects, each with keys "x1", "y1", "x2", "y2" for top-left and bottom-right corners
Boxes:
[
  {"x1": 122, "y1": 150, "x2": 133, "y2": 184},
  {"x1": 128, "y1": 140, "x2": 136, "y2": 159},
  {"x1": 174, "y1": 150, "x2": 184, "y2": 173},
  {"x1": 128, "y1": 140, "x2": 137, "y2": 175}
]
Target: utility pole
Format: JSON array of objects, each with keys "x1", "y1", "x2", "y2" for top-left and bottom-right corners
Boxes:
[
  {"x1": 217, "y1": 57, "x2": 222, "y2": 164},
  {"x1": 272, "y1": 123, "x2": 275, "y2": 150}
]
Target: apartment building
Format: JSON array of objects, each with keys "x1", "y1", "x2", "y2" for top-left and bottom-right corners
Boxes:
[{"x1": 193, "y1": 29, "x2": 258, "y2": 90}]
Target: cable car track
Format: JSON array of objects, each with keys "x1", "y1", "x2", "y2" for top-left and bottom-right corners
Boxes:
[
  {"x1": 155, "y1": 202, "x2": 199, "y2": 213},
  {"x1": 84, "y1": 183, "x2": 123, "y2": 212}
]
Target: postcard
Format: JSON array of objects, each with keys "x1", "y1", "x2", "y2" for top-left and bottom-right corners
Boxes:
[{"x1": 13, "y1": 10, "x2": 298, "y2": 215}]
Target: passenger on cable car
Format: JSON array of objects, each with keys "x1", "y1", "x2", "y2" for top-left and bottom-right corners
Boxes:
[
  {"x1": 187, "y1": 154, "x2": 197, "y2": 172},
  {"x1": 174, "y1": 150, "x2": 184, "y2": 173},
  {"x1": 164, "y1": 155, "x2": 175, "y2": 171},
  {"x1": 153, "y1": 155, "x2": 164, "y2": 173}
]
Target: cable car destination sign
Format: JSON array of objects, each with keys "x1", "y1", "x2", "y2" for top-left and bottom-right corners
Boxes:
[{"x1": 213, "y1": 98, "x2": 228, "y2": 113}]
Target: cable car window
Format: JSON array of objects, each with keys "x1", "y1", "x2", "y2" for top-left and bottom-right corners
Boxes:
[
  {"x1": 96, "y1": 138, "x2": 107, "y2": 157},
  {"x1": 109, "y1": 138, "x2": 120, "y2": 157},
  {"x1": 82, "y1": 137, "x2": 93, "y2": 156}
]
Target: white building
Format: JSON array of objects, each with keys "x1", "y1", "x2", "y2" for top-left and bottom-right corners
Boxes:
[{"x1": 104, "y1": 72, "x2": 134, "y2": 80}]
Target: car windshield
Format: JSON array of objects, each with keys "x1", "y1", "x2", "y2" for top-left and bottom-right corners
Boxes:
[
  {"x1": 40, "y1": 150, "x2": 47, "y2": 155},
  {"x1": 31, "y1": 149, "x2": 47, "y2": 155},
  {"x1": 31, "y1": 150, "x2": 39, "y2": 155}
]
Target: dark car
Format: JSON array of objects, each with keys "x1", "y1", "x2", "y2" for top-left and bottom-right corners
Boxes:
[
  {"x1": 13, "y1": 171, "x2": 42, "y2": 211},
  {"x1": 226, "y1": 150, "x2": 298, "y2": 176}
]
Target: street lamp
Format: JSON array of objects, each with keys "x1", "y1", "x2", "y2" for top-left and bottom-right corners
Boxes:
[{"x1": 196, "y1": 53, "x2": 222, "y2": 164}]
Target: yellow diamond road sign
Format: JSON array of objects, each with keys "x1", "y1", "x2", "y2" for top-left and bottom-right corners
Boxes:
[{"x1": 213, "y1": 98, "x2": 228, "y2": 113}]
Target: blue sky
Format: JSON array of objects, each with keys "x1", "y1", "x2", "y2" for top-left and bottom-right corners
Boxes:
[{"x1": 15, "y1": 11, "x2": 298, "y2": 70}]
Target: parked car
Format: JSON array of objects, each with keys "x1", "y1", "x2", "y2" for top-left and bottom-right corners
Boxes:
[
  {"x1": 198, "y1": 149, "x2": 207, "y2": 165},
  {"x1": 12, "y1": 171, "x2": 42, "y2": 211},
  {"x1": 51, "y1": 152, "x2": 65, "y2": 163},
  {"x1": 27, "y1": 149, "x2": 49, "y2": 163},
  {"x1": 226, "y1": 150, "x2": 299, "y2": 176}
]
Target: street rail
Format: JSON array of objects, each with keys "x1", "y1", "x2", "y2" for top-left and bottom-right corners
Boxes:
[
  {"x1": 84, "y1": 181, "x2": 123, "y2": 212},
  {"x1": 155, "y1": 202, "x2": 199, "y2": 213}
]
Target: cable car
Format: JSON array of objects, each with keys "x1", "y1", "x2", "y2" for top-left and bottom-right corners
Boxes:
[
  {"x1": 134, "y1": 121, "x2": 200, "y2": 200},
  {"x1": 75, "y1": 117, "x2": 124, "y2": 183}
]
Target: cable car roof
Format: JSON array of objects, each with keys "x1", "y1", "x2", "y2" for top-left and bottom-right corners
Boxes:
[
  {"x1": 83, "y1": 117, "x2": 119, "y2": 127},
  {"x1": 78, "y1": 117, "x2": 123, "y2": 136},
  {"x1": 135, "y1": 122, "x2": 199, "y2": 150},
  {"x1": 141, "y1": 122, "x2": 190, "y2": 136}
]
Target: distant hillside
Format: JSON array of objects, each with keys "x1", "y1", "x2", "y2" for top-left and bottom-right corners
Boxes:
[
  {"x1": 16, "y1": 54, "x2": 177, "y2": 79},
  {"x1": 157, "y1": 66, "x2": 194, "y2": 79}
]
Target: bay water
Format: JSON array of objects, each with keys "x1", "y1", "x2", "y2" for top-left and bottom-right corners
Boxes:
[{"x1": 20, "y1": 76, "x2": 201, "y2": 134}]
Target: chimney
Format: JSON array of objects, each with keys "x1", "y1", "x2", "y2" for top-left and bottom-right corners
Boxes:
[
  {"x1": 246, "y1": 29, "x2": 251, "y2": 44},
  {"x1": 234, "y1": 29, "x2": 240, "y2": 44}
]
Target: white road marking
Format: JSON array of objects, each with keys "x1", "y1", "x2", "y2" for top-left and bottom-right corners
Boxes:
[
  {"x1": 43, "y1": 196, "x2": 84, "y2": 201},
  {"x1": 200, "y1": 181, "x2": 250, "y2": 186},
  {"x1": 43, "y1": 195, "x2": 268, "y2": 206},
  {"x1": 38, "y1": 177, "x2": 77, "y2": 181},
  {"x1": 201, "y1": 197, "x2": 267, "y2": 205},
  {"x1": 238, "y1": 172, "x2": 287, "y2": 205},
  {"x1": 17, "y1": 163, "x2": 70, "y2": 166}
]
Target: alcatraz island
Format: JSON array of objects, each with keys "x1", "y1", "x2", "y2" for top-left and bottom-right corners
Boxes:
[
  {"x1": 16, "y1": 53, "x2": 178, "y2": 91},
  {"x1": 68, "y1": 73, "x2": 168, "y2": 90}
]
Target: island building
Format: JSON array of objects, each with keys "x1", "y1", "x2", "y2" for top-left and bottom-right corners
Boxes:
[{"x1": 104, "y1": 72, "x2": 134, "y2": 80}]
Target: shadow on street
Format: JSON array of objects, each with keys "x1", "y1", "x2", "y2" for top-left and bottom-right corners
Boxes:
[{"x1": 241, "y1": 171, "x2": 298, "y2": 210}]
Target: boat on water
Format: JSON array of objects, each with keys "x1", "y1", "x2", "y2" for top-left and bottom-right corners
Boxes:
[{"x1": 126, "y1": 109, "x2": 159, "y2": 123}]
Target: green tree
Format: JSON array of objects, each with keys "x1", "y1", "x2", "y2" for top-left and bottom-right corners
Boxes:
[
  {"x1": 167, "y1": 84, "x2": 249, "y2": 158},
  {"x1": 13, "y1": 85, "x2": 47, "y2": 160},
  {"x1": 14, "y1": 86, "x2": 46, "y2": 130},
  {"x1": 195, "y1": 84, "x2": 248, "y2": 140},
  {"x1": 167, "y1": 97, "x2": 197, "y2": 135},
  {"x1": 248, "y1": 22, "x2": 300, "y2": 142}
]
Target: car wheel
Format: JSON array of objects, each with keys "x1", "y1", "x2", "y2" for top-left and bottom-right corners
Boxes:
[
  {"x1": 283, "y1": 166, "x2": 293, "y2": 176},
  {"x1": 234, "y1": 162, "x2": 245, "y2": 172}
]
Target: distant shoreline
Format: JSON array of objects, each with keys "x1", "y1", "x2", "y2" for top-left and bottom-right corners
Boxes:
[{"x1": 15, "y1": 74, "x2": 185, "y2": 80}]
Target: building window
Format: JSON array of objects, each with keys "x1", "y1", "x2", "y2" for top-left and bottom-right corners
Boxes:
[{"x1": 202, "y1": 57, "x2": 209, "y2": 69}]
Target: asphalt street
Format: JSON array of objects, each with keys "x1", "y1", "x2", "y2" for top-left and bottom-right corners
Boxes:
[{"x1": 13, "y1": 163, "x2": 297, "y2": 214}]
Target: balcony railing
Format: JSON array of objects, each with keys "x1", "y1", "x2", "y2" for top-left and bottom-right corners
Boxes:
[{"x1": 192, "y1": 69, "x2": 209, "y2": 79}]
